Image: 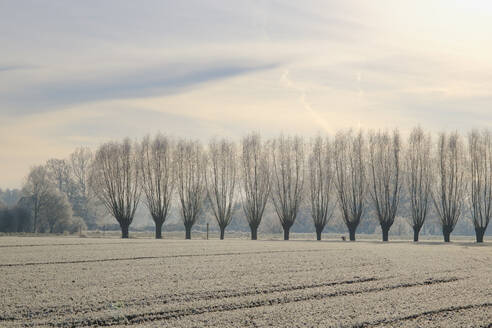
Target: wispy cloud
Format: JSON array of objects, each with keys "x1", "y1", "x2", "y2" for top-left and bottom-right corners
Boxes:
[
  {"x1": 280, "y1": 69, "x2": 334, "y2": 134},
  {"x1": 0, "y1": 65, "x2": 36, "y2": 72},
  {"x1": 0, "y1": 60, "x2": 279, "y2": 115}
]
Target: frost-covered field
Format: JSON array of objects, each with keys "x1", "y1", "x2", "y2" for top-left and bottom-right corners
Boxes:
[{"x1": 0, "y1": 237, "x2": 490, "y2": 327}]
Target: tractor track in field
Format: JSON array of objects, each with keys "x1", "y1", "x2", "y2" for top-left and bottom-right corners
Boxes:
[
  {"x1": 0, "y1": 248, "x2": 345, "y2": 267},
  {"x1": 174, "y1": 260, "x2": 380, "y2": 285},
  {"x1": 349, "y1": 302, "x2": 492, "y2": 328},
  {"x1": 4, "y1": 276, "x2": 381, "y2": 321},
  {"x1": 27, "y1": 277, "x2": 460, "y2": 327},
  {"x1": 0, "y1": 242, "x2": 152, "y2": 248}
]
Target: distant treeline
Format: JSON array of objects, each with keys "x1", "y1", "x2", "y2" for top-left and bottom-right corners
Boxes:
[{"x1": 1, "y1": 127, "x2": 491, "y2": 243}]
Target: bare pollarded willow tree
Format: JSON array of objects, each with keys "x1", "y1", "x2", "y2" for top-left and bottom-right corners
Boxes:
[
  {"x1": 270, "y1": 135, "x2": 305, "y2": 240},
  {"x1": 308, "y1": 135, "x2": 335, "y2": 241},
  {"x1": 405, "y1": 127, "x2": 433, "y2": 242},
  {"x1": 175, "y1": 139, "x2": 208, "y2": 240},
  {"x1": 468, "y1": 129, "x2": 491, "y2": 243},
  {"x1": 240, "y1": 133, "x2": 271, "y2": 240},
  {"x1": 89, "y1": 139, "x2": 140, "y2": 238},
  {"x1": 368, "y1": 130, "x2": 402, "y2": 242},
  {"x1": 206, "y1": 138, "x2": 237, "y2": 240},
  {"x1": 334, "y1": 130, "x2": 366, "y2": 241},
  {"x1": 405, "y1": 127, "x2": 433, "y2": 241},
  {"x1": 432, "y1": 132, "x2": 468, "y2": 242},
  {"x1": 139, "y1": 135, "x2": 175, "y2": 239}
]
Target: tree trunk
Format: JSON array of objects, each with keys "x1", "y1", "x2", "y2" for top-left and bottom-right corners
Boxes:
[
  {"x1": 349, "y1": 227, "x2": 356, "y2": 241},
  {"x1": 32, "y1": 213, "x2": 38, "y2": 233},
  {"x1": 382, "y1": 226, "x2": 389, "y2": 242},
  {"x1": 443, "y1": 226, "x2": 451, "y2": 242},
  {"x1": 413, "y1": 226, "x2": 420, "y2": 242},
  {"x1": 220, "y1": 226, "x2": 225, "y2": 240},
  {"x1": 315, "y1": 226, "x2": 322, "y2": 241},
  {"x1": 250, "y1": 226, "x2": 258, "y2": 240},
  {"x1": 475, "y1": 227, "x2": 485, "y2": 243},
  {"x1": 283, "y1": 226, "x2": 290, "y2": 240},
  {"x1": 121, "y1": 223, "x2": 129, "y2": 239},
  {"x1": 185, "y1": 226, "x2": 191, "y2": 240},
  {"x1": 155, "y1": 220, "x2": 163, "y2": 239}
]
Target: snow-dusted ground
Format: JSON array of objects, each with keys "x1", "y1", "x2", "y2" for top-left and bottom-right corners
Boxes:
[{"x1": 0, "y1": 236, "x2": 490, "y2": 327}]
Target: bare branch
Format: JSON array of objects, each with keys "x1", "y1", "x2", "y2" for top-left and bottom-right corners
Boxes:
[
  {"x1": 368, "y1": 129, "x2": 402, "y2": 242},
  {"x1": 22, "y1": 166, "x2": 53, "y2": 232},
  {"x1": 175, "y1": 139, "x2": 208, "y2": 239},
  {"x1": 308, "y1": 135, "x2": 335, "y2": 240},
  {"x1": 240, "y1": 133, "x2": 271, "y2": 240},
  {"x1": 270, "y1": 135, "x2": 305, "y2": 240},
  {"x1": 431, "y1": 132, "x2": 468, "y2": 242},
  {"x1": 89, "y1": 139, "x2": 141, "y2": 238},
  {"x1": 468, "y1": 129, "x2": 492, "y2": 243},
  {"x1": 206, "y1": 138, "x2": 237, "y2": 240},
  {"x1": 139, "y1": 134, "x2": 175, "y2": 239},
  {"x1": 404, "y1": 127, "x2": 432, "y2": 242},
  {"x1": 333, "y1": 130, "x2": 366, "y2": 241}
]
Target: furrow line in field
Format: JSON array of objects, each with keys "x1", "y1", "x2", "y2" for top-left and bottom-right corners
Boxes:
[
  {"x1": 349, "y1": 302, "x2": 492, "y2": 328},
  {"x1": 0, "y1": 242, "x2": 152, "y2": 248},
  {"x1": 0, "y1": 249, "x2": 335, "y2": 267},
  {"x1": 42, "y1": 277, "x2": 460, "y2": 327},
  {"x1": 7, "y1": 276, "x2": 381, "y2": 321},
  {"x1": 189, "y1": 261, "x2": 379, "y2": 284}
]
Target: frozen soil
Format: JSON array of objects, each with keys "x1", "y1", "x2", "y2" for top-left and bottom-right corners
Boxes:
[{"x1": 0, "y1": 237, "x2": 490, "y2": 327}]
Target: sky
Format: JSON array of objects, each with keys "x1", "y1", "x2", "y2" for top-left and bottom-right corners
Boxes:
[{"x1": 1, "y1": 0, "x2": 492, "y2": 188}]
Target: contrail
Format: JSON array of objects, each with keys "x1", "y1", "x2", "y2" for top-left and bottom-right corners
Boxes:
[{"x1": 280, "y1": 69, "x2": 333, "y2": 134}]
